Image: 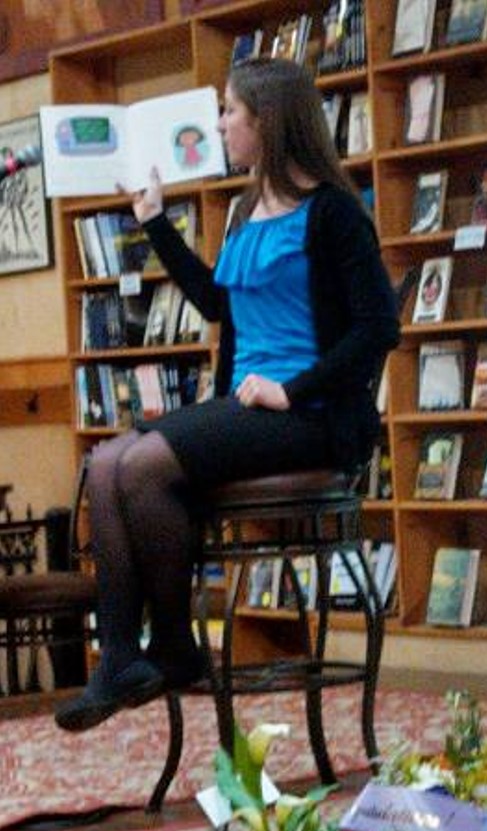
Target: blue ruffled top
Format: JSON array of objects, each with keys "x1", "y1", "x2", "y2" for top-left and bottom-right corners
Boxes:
[{"x1": 214, "y1": 199, "x2": 320, "y2": 391}]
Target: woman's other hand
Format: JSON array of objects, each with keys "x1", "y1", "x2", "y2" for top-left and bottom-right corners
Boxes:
[
  {"x1": 117, "y1": 166, "x2": 164, "y2": 224},
  {"x1": 236, "y1": 374, "x2": 290, "y2": 410}
]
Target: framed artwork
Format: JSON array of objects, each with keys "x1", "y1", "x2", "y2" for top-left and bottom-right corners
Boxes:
[
  {"x1": 0, "y1": 114, "x2": 52, "y2": 276},
  {"x1": 0, "y1": 1, "x2": 163, "y2": 83}
]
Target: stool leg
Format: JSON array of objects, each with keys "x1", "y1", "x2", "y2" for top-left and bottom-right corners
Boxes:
[
  {"x1": 306, "y1": 686, "x2": 337, "y2": 785},
  {"x1": 146, "y1": 692, "x2": 184, "y2": 813}
]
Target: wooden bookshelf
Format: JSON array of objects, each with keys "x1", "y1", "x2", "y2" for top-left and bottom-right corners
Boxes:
[{"x1": 49, "y1": 0, "x2": 487, "y2": 665}]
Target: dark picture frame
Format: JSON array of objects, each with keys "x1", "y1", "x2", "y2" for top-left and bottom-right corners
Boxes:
[
  {"x1": 0, "y1": 1, "x2": 163, "y2": 84},
  {"x1": 0, "y1": 114, "x2": 52, "y2": 276}
]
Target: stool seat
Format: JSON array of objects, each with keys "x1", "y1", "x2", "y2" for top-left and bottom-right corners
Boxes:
[
  {"x1": 206, "y1": 469, "x2": 356, "y2": 508},
  {"x1": 0, "y1": 572, "x2": 97, "y2": 614}
]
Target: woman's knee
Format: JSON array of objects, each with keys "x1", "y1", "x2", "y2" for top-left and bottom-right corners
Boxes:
[{"x1": 115, "y1": 431, "x2": 185, "y2": 501}]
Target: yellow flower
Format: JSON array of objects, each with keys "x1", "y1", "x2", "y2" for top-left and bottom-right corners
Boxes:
[{"x1": 247, "y1": 723, "x2": 291, "y2": 766}]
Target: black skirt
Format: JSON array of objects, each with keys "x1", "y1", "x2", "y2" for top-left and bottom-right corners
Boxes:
[{"x1": 137, "y1": 396, "x2": 334, "y2": 489}]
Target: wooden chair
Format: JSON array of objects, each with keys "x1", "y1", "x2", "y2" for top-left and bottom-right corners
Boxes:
[{"x1": 0, "y1": 467, "x2": 97, "y2": 695}]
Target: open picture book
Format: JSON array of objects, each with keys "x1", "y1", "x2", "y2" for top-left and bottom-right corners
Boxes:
[{"x1": 39, "y1": 86, "x2": 227, "y2": 197}]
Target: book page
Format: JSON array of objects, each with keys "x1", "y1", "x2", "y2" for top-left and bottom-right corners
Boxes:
[
  {"x1": 40, "y1": 104, "x2": 129, "y2": 197},
  {"x1": 126, "y1": 87, "x2": 226, "y2": 190}
]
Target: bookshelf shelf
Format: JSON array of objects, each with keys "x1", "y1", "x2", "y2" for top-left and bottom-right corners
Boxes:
[{"x1": 50, "y1": 0, "x2": 487, "y2": 661}]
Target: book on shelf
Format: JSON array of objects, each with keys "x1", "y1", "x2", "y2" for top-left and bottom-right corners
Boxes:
[
  {"x1": 272, "y1": 556, "x2": 318, "y2": 611},
  {"x1": 318, "y1": 0, "x2": 366, "y2": 73},
  {"x1": 392, "y1": 0, "x2": 437, "y2": 56},
  {"x1": 403, "y1": 73, "x2": 445, "y2": 145},
  {"x1": 143, "y1": 282, "x2": 179, "y2": 347},
  {"x1": 362, "y1": 540, "x2": 397, "y2": 608},
  {"x1": 230, "y1": 29, "x2": 264, "y2": 66},
  {"x1": 166, "y1": 200, "x2": 198, "y2": 250},
  {"x1": 414, "y1": 432, "x2": 464, "y2": 500},
  {"x1": 74, "y1": 212, "x2": 160, "y2": 278},
  {"x1": 418, "y1": 339, "x2": 465, "y2": 411},
  {"x1": 322, "y1": 93, "x2": 344, "y2": 144},
  {"x1": 470, "y1": 165, "x2": 487, "y2": 225},
  {"x1": 40, "y1": 86, "x2": 227, "y2": 197},
  {"x1": 346, "y1": 92, "x2": 372, "y2": 157},
  {"x1": 412, "y1": 256, "x2": 453, "y2": 323},
  {"x1": 329, "y1": 548, "x2": 370, "y2": 610},
  {"x1": 470, "y1": 342, "x2": 487, "y2": 409},
  {"x1": 479, "y1": 457, "x2": 487, "y2": 497},
  {"x1": 410, "y1": 170, "x2": 448, "y2": 235},
  {"x1": 195, "y1": 363, "x2": 215, "y2": 403},
  {"x1": 246, "y1": 559, "x2": 275, "y2": 608},
  {"x1": 426, "y1": 547, "x2": 486, "y2": 627},
  {"x1": 270, "y1": 14, "x2": 312, "y2": 64},
  {"x1": 367, "y1": 444, "x2": 393, "y2": 500},
  {"x1": 445, "y1": 0, "x2": 487, "y2": 46}
]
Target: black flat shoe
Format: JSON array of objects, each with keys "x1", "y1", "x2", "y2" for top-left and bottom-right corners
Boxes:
[{"x1": 55, "y1": 658, "x2": 167, "y2": 733}]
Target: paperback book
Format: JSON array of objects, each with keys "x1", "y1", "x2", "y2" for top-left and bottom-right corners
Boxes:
[
  {"x1": 418, "y1": 339, "x2": 465, "y2": 410},
  {"x1": 392, "y1": 0, "x2": 437, "y2": 56},
  {"x1": 347, "y1": 92, "x2": 372, "y2": 156},
  {"x1": 403, "y1": 73, "x2": 445, "y2": 145},
  {"x1": 426, "y1": 547, "x2": 483, "y2": 626},
  {"x1": 414, "y1": 431, "x2": 463, "y2": 500},
  {"x1": 410, "y1": 170, "x2": 448, "y2": 235},
  {"x1": 40, "y1": 86, "x2": 227, "y2": 197},
  {"x1": 412, "y1": 256, "x2": 453, "y2": 323},
  {"x1": 445, "y1": 0, "x2": 487, "y2": 45},
  {"x1": 470, "y1": 342, "x2": 487, "y2": 409}
]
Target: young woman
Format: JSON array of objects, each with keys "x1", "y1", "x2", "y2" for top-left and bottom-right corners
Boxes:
[{"x1": 56, "y1": 57, "x2": 400, "y2": 732}]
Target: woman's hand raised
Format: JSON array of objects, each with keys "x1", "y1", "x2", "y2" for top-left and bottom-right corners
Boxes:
[{"x1": 117, "y1": 166, "x2": 164, "y2": 224}]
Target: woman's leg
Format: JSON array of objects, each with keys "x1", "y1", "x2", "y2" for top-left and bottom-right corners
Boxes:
[
  {"x1": 86, "y1": 429, "x2": 145, "y2": 677},
  {"x1": 55, "y1": 430, "x2": 168, "y2": 731},
  {"x1": 115, "y1": 430, "x2": 201, "y2": 682}
]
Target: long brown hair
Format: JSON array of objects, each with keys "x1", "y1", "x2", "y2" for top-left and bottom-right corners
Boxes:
[{"x1": 227, "y1": 57, "x2": 361, "y2": 221}]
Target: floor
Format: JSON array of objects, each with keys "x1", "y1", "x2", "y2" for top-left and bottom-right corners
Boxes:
[{"x1": 2, "y1": 667, "x2": 483, "y2": 831}]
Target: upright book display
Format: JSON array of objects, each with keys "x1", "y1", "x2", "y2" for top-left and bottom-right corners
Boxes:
[{"x1": 49, "y1": 0, "x2": 487, "y2": 666}]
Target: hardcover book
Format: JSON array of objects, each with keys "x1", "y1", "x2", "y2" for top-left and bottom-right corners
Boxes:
[
  {"x1": 410, "y1": 170, "x2": 448, "y2": 235},
  {"x1": 445, "y1": 0, "x2": 487, "y2": 45},
  {"x1": 414, "y1": 432, "x2": 463, "y2": 499},
  {"x1": 426, "y1": 547, "x2": 482, "y2": 626},
  {"x1": 412, "y1": 256, "x2": 453, "y2": 323},
  {"x1": 418, "y1": 339, "x2": 465, "y2": 410},
  {"x1": 403, "y1": 73, "x2": 445, "y2": 145},
  {"x1": 392, "y1": 0, "x2": 437, "y2": 56},
  {"x1": 40, "y1": 87, "x2": 227, "y2": 197}
]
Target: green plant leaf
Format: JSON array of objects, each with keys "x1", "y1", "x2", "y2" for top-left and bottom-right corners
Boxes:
[
  {"x1": 214, "y1": 746, "x2": 258, "y2": 812},
  {"x1": 233, "y1": 722, "x2": 264, "y2": 804}
]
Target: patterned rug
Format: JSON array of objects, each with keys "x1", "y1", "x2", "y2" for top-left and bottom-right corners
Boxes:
[{"x1": 0, "y1": 685, "x2": 476, "y2": 829}]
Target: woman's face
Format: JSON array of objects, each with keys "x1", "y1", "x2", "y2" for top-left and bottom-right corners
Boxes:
[{"x1": 218, "y1": 83, "x2": 260, "y2": 168}]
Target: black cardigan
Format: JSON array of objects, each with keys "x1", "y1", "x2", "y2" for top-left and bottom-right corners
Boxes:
[{"x1": 143, "y1": 182, "x2": 400, "y2": 470}]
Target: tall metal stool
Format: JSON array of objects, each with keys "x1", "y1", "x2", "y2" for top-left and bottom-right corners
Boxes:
[{"x1": 147, "y1": 467, "x2": 384, "y2": 811}]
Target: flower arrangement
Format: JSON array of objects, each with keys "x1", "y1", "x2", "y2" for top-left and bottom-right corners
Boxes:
[
  {"x1": 213, "y1": 722, "x2": 341, "y2": 831},
  {"x1": 376, "y1": 690, "x2": 487, "y2": 809}
]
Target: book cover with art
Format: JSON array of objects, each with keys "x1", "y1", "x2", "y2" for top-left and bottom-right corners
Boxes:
[
  {"x1": 410, "y1": 170, "x2": 448, "y2": 234},
  {"x1": 412, "y1": 256, "x2": 453, "y2": 323},
  {"x1": 414, "y1": 432, "x2": 463, "y2": 499}
]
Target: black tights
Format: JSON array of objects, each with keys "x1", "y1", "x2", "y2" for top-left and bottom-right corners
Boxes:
[{"x1": 87, "y1": 430, "x2": 197, "y2": 678}]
